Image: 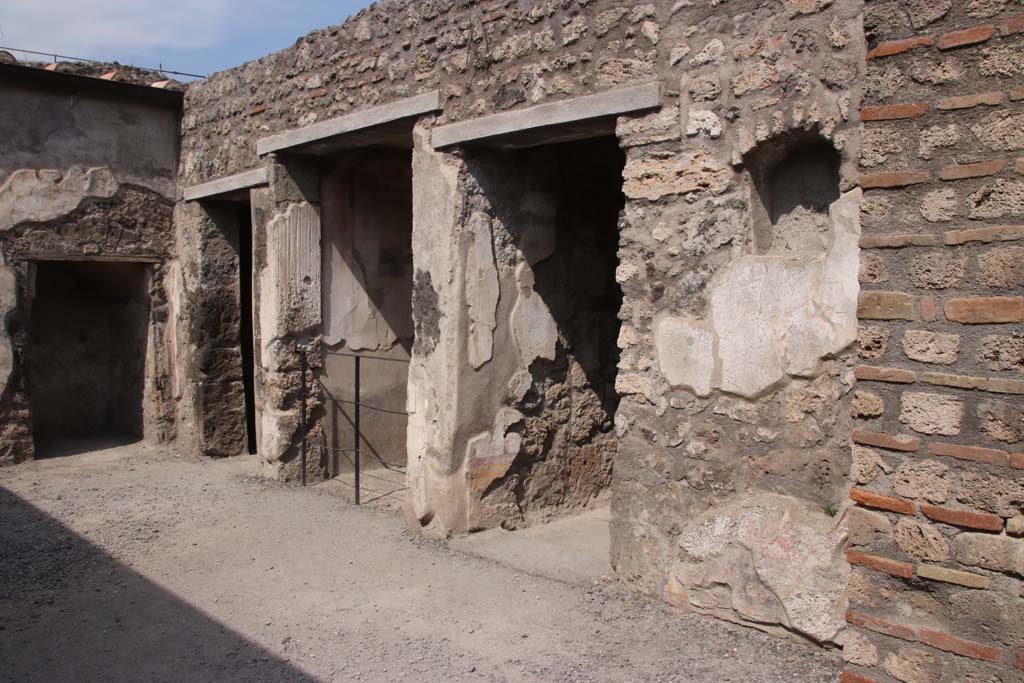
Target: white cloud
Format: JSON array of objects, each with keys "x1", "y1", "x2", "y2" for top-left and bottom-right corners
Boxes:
[{"x1": 0, "y1": 0, "x2": 240, "y2": 58}]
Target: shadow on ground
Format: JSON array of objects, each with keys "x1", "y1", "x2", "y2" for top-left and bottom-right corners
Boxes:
[{"x1": 0, "y1": 486, "x2": 313, "y2": 683}]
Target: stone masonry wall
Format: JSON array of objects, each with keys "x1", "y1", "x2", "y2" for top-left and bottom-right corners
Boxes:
[
  {"x1": 846, "y1": 2, "x2": 1024, "y2": 682},
  {"x1": 0, "y1": 77, "x2": 181, "y2": 462},
  {"x1": 609, "y1": 0, "x2": 863, "y2": 646},
  {"x1": 181, "y1": 0, "x2": 864, "y2": 643}
]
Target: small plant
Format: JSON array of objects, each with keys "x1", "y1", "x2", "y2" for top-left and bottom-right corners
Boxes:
[{"x1": 823, "y1": 502, "x2": 840, "y2": 518}]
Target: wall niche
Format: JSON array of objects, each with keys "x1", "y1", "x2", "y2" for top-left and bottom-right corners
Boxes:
[{"x1": 745, "y1": 131, "x2": 841, "y2": 256}]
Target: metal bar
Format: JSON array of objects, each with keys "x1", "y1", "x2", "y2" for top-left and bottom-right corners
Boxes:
[
  {"x1": 320, "y1": 397, "x2": 408, "y2": 417},
  {"x1": 354, "y1": 354, "x2": 361, "y2": 505},
  {"x1": 314, "y1": 379, "x2": 409, "y2": 416},
  {"x1": 322, "y1": 350, "x2": 411, "y2": 364},
  {"x1": 0, "y1": 45, "x2": 207, "y2": 78},
  {"x1": 300, "y1": 348, "x2": 308, "y2": 487}
]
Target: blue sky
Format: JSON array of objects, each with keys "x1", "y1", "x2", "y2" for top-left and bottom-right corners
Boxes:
[{"x1": 0, "y1": 0, "x2": 376, "y2": 79}]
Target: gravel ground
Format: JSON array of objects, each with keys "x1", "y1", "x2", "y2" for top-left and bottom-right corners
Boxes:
[{"x1": 0, "y1": 443, "x2": 842, "y2": 682}]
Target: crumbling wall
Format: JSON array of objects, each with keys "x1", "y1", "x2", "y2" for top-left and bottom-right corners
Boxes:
[
  {"x1": 180, "y1": 0, "x2": 693, "y2": 188},
  {"x1": 252, "y1": 162, "x2": 325, "y2": 480},
  {"x1": 437, "y1": 139, "x2": 624, "y2": 531},
  {"x1": 173, "y1": 200, "x2": 251, "y2": 459},
  {"x1": 0, "y1": 184, "x2": 177, "y2": 462},
  {"x1": 608, "y1": 0, "x2": 864, "y2": 646},
  {"x1": 0, "y1": 73, "x2": 180, "y2": 463},
  {"x1": 181, "y1": 0, "x2": 864, "y2": 642},
  {"x1": 846, "y1": 3, "x2": 1024, "y2": 681}
]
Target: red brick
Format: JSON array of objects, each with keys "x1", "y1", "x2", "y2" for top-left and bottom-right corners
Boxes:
[
  {"x1": 937, "y1": 91, "x2": 1007, "y2": 110},
  {"x1": 846, "y1": 609, "x2": 918, "y2": 641},
  {"x1": 847, "y1": 550, "x2": 915, "y2": 578},
  {"x1": 1015, "y1": 650, "x2": 1024, "y2": 671},
  {"x1": 850, "y1": 487, "x2": 917, "y2": 515},
  {"x1": 919, "y1": 628, "x2": 1004, "y2": 662},
  {"x1": 852, "y1": 429, "x2": 921, "y2": 453},
  {"x1": 1011, "y1": 453, "x2": 1024, "y2": 469},
  {"x1": 939, "y1": 160, "x2": 1006, "y2": 181},
  {"x1": 859, "y1": 291, "x2": 916, "y2": 320},
  {"x1": 920, "y1": 297, "x2": 939, "y2": 322},
  {"x1": 920, "y1": 503, "x2": 1005, "y2": 532},
  {"x1": 860, "y1": 233, "x2": 938, "y2": 248},
  {"x1": 945, "y1": 297, "x2": 1024, "y2": 324},
  {"x1": 841, "y1": 671, "x2": 880, "y2": 683},
  {"x1": 937, "y1": 25, "x2": 994, "y2": 50},
  {"x1": 855, "y1": 365, "x2": 917, "y2": 383},
  {"x1": 944, "y1": 225, "x2": 1024, "y2": 245},
  {"x1": 1011, "y1": 86, "x2": 1024, "y2": 102},
  {"x1": 861, "y1": 103, "x2": 929, "y2": 121},
  {"x1": 860, "y1": 170, "x2": 931, "y2": 189},
  {"x1": 867, "y1": 35, "x2": 935, "y2": 59},
  {"x1": 1001, "y1": 14, "x2": 1024, "y2": 35},
  {"x1": 929, "y1": 442, "x2": 1010, "y2": 467}
]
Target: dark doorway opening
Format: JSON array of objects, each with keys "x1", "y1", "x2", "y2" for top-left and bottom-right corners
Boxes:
[
  {"x1": 320, "y1": 148, "x2": 414, "y2": 505},
  {"x1": 237, "y1": 204, "x2": 257, "y2": 455},
  {"x1": 29, "y1": 261, "x2": 150, "y2": 456},
  {"x1": 459, "y1": 134, "x2": 625, "y2": 526}
]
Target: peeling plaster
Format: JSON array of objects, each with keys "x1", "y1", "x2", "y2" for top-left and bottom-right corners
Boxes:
[
  {"x1": 0, "y1": 167, "x2": 118, "y2": 232},
  {"x1": 466, "y1": 211, "x2": 499, "y2": 369},
  {"x1": 655, "y1": 188, "x2": 860, "y2": 399}
]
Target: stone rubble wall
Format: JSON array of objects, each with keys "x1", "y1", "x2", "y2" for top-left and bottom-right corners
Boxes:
[
  {"x1": 177, "y1": 0, "x2": 1024, "y2": 664},
  {"x1": 846, "y1": 2, "x2": 1024, "y2": 682},
  {"x1": 0, "y1": 77, "x2": 182, "y2": 463},
  {"x1": 608, "y1": 0, "x2": 862, "y2": 646},
  {"x1": 0, "y1": 183, "x2": 178, "y2": 462},
  {"x1": 182, "y1": 0, "x2": 864, "y2": 642}
]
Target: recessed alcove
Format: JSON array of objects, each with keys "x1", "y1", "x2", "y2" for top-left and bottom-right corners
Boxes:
[{"x1": 745, "y1": 132, "x2": 841, "y2": 256}]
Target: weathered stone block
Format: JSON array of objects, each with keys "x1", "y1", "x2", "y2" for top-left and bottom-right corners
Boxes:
[
  {"x1": 902, "y1": 330, "x2": 959, "y2": 365},
  {"x1": 858, "y1": 291, "x2": 915, "y2": 320},
  {"x1": 893, "y1": 459, "x2": 951, "y2": 503},
  {"x1": 899, "y1": 392, "x2": 963, "y2": 436},
  {"x1": 955, "y1": 533, "x2": 1024, "y2": 575}
]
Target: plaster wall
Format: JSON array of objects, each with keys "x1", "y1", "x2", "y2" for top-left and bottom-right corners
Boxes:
[
  {"x1": 0, "y1": 77, "x2": 180, "y2": 462},
  {"x1": 321, "y1": 151, "x2": 413, "y2": 471}
]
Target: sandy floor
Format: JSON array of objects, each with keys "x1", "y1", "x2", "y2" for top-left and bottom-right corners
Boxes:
[{"x1": 0, "y1": 443, "x2": 842, "y2": 682}]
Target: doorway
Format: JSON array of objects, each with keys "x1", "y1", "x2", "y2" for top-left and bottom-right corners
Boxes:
[
  {"x1": 319, "y1": 148, "x2": 414, "y2": 505},
  {"x1": 460, "y1": 134, "x2": 626, "y2": 528},
  {"x1": 29, "y1": 260, "x2": 150, "y2": 455}
]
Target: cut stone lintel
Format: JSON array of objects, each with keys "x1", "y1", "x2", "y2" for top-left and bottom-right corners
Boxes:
[
  {"x1": 183, "y1": 167, "x2": 269, "y2": 202},
  {"x1": 430, "y1": 82, "x2": 662, "y2": 149},
  {"x1": 256, "y1": 91, "x2": 442, "y2": 157}
]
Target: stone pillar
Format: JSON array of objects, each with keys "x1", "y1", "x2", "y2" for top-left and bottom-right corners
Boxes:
[
  {"x1": 173, "y1": 200, "x2": 248, "y2": 459},
  {"x1": 406, "y1": 120, "x2": 471, "y2": 533},
  {"x1": 254, "y1": 159, "x2": 324, "y2": 481}
]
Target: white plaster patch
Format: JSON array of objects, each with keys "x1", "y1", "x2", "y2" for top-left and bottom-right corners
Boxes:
[
  {"x1": 656, "y1": 189, "x2": 860, "y2": 398},
  {"x1": 0, "y1": 167, "x2": 118, "y2": 232},
  {"x1": 0, "y1": 264, "x2": 15, "y2": 397},
  {"x1": 511, "y1": 262, "x2": 558, "y2": 367},
  {"x1": 673, "y1": 493, "x2": 849, "y2": 644},
  {"x1": 466, "y1": 212, "x2": 500, "y2": 369},
  {"x1": 258, "y1": 202, "x2": 321, "y2": 368},
  {"x1": 654, "y1": 317, "x2": 715, "y2": 396}
]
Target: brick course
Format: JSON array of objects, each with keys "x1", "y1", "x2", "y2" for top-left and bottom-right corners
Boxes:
[{"x1": 853, "y1": 2, "x2": 1024, "y2": 680}]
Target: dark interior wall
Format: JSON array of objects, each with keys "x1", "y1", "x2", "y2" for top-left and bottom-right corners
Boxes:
[
  {"x1": 320, "y1": 150, "x2": 414, "y2": 472},
  {"x1": 29, "y1": 261, "x2": 150, "y2": 439},
  {"x1": 460, "y1": 136, "x2": 625, "y2": 528},
  {"x1": 190, "y1": 202, "x2": 249, "y2": 458}
]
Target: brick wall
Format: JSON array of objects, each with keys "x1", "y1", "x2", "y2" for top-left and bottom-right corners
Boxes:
[{"x1": 848, "y1": 2, "x2": 1024, "y2": 681}]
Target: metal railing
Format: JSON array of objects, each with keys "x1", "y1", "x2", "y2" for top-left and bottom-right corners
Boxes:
[{"x1": 298, "y1": 347, "x2": 409, "y2": 504}]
